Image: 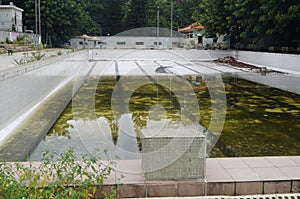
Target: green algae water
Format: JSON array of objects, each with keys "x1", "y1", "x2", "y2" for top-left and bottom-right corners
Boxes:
[{"x1": 31, "y1": 75, "x2": 300, "y2": 159}]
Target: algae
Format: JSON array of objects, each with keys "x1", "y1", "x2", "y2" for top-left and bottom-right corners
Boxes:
[{"x1": 34, "y1": 76, "x2": 300, "y2": 158}]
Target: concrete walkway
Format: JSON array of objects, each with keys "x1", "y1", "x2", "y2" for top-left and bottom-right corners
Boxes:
[{"x1": 100, "y1": 156, "x2": 300, "y2": 198}]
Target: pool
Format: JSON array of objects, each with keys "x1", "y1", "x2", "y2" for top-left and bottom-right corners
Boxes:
[{"x1": 30, "y1": 75, "x2": 300, "y2": 160}]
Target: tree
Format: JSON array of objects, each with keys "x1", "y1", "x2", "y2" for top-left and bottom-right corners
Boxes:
[
  {"x1": 23, "y1": 0, "x2": 98, "y2": 46},
  {"x1": 258, "y1": 0, "x2": 300, "y2": 45},
  {"x1": 192, "y1": 0, "x2": 227, "y2": 34},
  {"x1": 101, "y1": 0, "x2": 123, "y2": 35},
  {"x1": 193, "y1": 0, "x2": 300, "y2": 46},
  {"x1": 176, "y1": 0, "x2": 202, "y2": 29},
  {"x1": 122, "y1": 0, "x2": 147, "y2": 30}
]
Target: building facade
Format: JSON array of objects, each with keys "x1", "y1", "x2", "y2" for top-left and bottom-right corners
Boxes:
[
  {"x1": 71, "y1": 36, "x2": 184, "y2": 50},
  {"x1": 0, "y1": 2, "x2": 23, "y2": 32}
]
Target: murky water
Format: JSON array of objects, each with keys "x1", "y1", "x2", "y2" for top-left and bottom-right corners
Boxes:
[{"x1": 30, "y1": 75, "x2": 300, "y2": 160}]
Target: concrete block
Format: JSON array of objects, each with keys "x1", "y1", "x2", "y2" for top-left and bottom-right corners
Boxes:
[
  {"x1": 236, "y1": 182, "x2": 263, "y2": 195},
  {"x1": 146, "y1": 183, "x2": 177, "y2": 197},
  {"x1": 206, "y1": 182, "x2": 235, "y2": 196},
  {"x1": 264, "y1": 181, "x2": 291, "y2": 194},
  {"x1": 117, "y1": 184, "x2": 146, "y2": 198},
  {"x1": 292, "y1": 181, "x2": 300, "y2": 193},
  {"x1": 141, "y1": 128, "x2": 206, "y2": 180},
  {"x1": 177, "y1": 181, "x2": 205, "y2": 196}
]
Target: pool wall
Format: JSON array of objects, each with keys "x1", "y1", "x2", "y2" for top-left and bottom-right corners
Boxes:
[{"x1": 0, "y1": 52, "x2": 93, "y2": 161}]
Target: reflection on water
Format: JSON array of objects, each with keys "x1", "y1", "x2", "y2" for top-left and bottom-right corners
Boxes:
[{"x1": 30, "y1": 75, "x2": 300, "y2": 160}]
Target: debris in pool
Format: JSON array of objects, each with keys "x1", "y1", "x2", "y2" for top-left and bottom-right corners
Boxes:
[
  {"x1": 214, "y1": 56, "x2": 286, "y2": 74},
  {"x1": 155, "y1": 66, "x2": 173, "y2": 74}
]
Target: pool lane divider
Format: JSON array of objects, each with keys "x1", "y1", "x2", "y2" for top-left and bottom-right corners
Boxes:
[{"x1": 0, "y1": 60, "x2": 97, "y2": 161}]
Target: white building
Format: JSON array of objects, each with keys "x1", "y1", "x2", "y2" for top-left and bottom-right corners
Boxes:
[
  {"x1": 0, "y1": 2, "x2": 23, "y2": 32},
  {"x1": 71, "y1": 36, "x2": 184, "y2": 50}
]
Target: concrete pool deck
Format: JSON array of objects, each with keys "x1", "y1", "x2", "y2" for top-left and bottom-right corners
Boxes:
[{"x1": 100, "y1": 156, "x2": 300, "y2": 198}]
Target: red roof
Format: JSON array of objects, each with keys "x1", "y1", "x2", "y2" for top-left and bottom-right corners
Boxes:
[{"x1": 178, "y1": 22, "x2": 204, "y2": 32}]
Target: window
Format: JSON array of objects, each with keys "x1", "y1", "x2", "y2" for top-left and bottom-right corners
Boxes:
[
  {"x1": 117, "y1": 42, "x2": 126, "y2": 45},
  {"x1": 154, "y1": 42, "x2": 162, "y2": 45},
  {"x1": 136, "y1": 42, "x2": 144, "y2": 45}
]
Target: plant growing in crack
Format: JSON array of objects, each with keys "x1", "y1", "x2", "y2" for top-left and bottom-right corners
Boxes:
[
  {"x1": 31, "y1": 51, "x2": 46, "y2": 61},
  {"x1": 14, "y1": 51, "x2": 46, "y2": 65}
]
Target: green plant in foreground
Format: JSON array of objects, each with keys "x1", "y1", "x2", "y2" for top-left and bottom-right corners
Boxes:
[
  {"x1": 0, "y1": 148, "x2": 117, "y2": 199},
  {"x1": 57, "y1": 50, "x2": 63, "y2": 56},
  {"x1": 14, "y1": 57, "x2": 27, "y2": 65},
  {"x1": 31, "y1": 51, "x2": 46, "y2": 61}
]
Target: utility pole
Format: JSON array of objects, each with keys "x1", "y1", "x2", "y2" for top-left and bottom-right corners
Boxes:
[
  {"x1": 171, "y1": 0, "x2": 173, "y2": 38},
  {"x1": 35, "y1": 0, "x2": 37, "y2": 35},
  {"x1": 38, "y1": 0, "x2": 41, "y2": 39},
  {"x1": 157, "y1": 6, "x2": 160, "y2": 48}
]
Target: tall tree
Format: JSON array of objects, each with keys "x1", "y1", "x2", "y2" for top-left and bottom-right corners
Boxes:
[
  {"x1": 101, "y1": 0, "x2": 123, "y2": 35},
  {"x1": 192, "y1": 0, "x2": 227, "y2": 34},
  {"x1": 23, "y1": 0, "x2": 97, "y2": 46},
  {"x1": 193, "y1": 0, "x2": 300, "y2": 46},
  {"x1": 258, "y1": 0, "x2": 300, "y2": 45},
  {"x1": 122, "y1": 0, "x2": 147, "y2": 30}
]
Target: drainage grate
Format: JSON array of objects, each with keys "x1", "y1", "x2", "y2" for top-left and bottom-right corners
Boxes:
[
  {"x1": 130, "y1": 193, "x2": 300, "y2": 199},
  {"x1": 199, "y1": 194, "x2": 300, "y2": 199}
]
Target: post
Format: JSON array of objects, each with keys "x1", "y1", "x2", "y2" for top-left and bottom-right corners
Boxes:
[
  {"x1": 35, "y1": 0, "x2": 37, "y2": 35},
  {"x1": 38, "y1": 0, "x2": 41, "y2": 40},
  {"x1": 157, "y1": 7, "x2": 160, "y2": 48},
  {"x1": 170, "y1": 0, "x2": 173, "y2": 38}
]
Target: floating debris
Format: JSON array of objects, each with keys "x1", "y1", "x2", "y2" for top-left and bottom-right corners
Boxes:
[
  {"x1": 155, "y1": 66, "x2": 173, "y2": 74},
  {"x1": 214, "y1": 56, "x2": 285, "y2": 74}
]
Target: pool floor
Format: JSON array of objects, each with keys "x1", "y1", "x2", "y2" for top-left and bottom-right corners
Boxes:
[{"x1": 30, "y1": 75, "x2": 300, "y2": 160}]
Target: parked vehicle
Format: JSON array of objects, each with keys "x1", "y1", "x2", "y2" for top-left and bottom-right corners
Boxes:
[
  {"x1": 216, "y1": 34, "x2": 230, "y2": 50},
  {"x1": 202, "y1": 35, "x2": 217, "y2": 50}
]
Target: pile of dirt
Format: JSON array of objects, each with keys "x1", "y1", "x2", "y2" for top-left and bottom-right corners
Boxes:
[{"x1": 214, "y1": 56, "x2": 284, "y2": 74}]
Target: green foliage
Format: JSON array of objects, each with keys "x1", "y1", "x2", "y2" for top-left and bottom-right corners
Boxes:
[
  {"x1": 24, "y1": 0, "x2": 101, "y2": 46},
  {"x1": 14, "y1": 57, "x2": 27, "y2": 65},
  {"x1": 31, "y1": 51, "x2": 46, "y2": 61},
  {"x1": 14, "y1": 51, "x2": 46, "y2": 65},
  {"x1": 57, "y1": 50, "x2": 63, "y2": 56},
  {"x1": 14, "y1": 0, "x2": 201, "y2": 46},
  {"x1": 193, "y1": 0, "x2": 300, "y2": 46},
  {"x1": 0, "y1": 148, "x2": 116, "y2": 199}
]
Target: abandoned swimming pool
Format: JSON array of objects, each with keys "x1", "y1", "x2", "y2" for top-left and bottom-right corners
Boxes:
[{"x1": 29, "y1": 75, "x2": 300, "y2": 160}]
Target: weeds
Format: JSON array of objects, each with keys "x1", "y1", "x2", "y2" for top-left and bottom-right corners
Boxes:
[
  {"x1": 57, "y1": 50, "x2": 63, "y2": 56},
  {"x1": 14, "y1": 51, "x2": 46, "y2": 65},
  {"x1": 31, "y1": 51, "x2": 46, "y2": 61},
  {"x1": 0, "y1": 148, "x2": 117, "y2": 199}
]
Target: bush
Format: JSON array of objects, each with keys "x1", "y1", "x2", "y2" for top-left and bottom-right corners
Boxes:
[
  {"x1": 0, "y1": 148, "x2": 117, "y2": 199},
  {"x1": 57, "y1": 50, "x2": 63, "y2": 56},
  {"x1": 31, "y1": 51, "x2": 46, "y2": 61}
]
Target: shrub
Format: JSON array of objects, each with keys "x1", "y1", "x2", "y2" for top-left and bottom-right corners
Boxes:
[
  {"x1": 31, "y1": 51, "x2": 46, "y2": 61},
  {"x1": 57, "y1": 50, "x2": 63, "y2": 56},
  {"x1": 0, "y1": 148, "x2": 117, "y2": 199}
]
